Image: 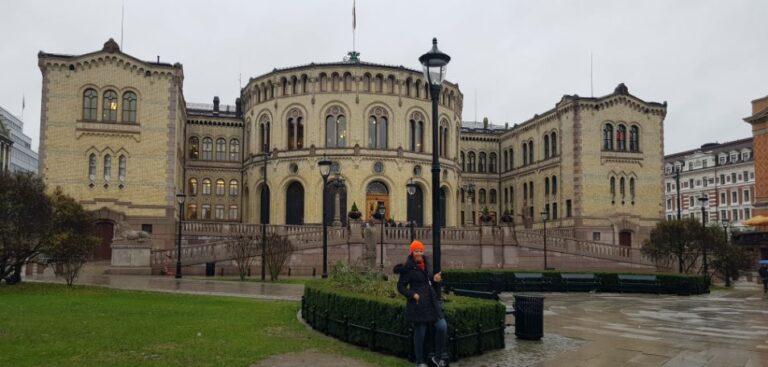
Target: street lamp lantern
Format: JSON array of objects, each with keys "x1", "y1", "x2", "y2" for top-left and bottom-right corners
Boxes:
[
  {"x1": 419, "y1": 38, "x2": 451, "y2": 86},
  {"x1": 540, "y1": 211, "x2": 549, "y2": 222},
  {"x1": 318, "y1": 156, "x2": 333, "y2": 278},
  {"x1": 407, "y1": 179, "x2": 417, "y2": 196},
  {"x1": 318, "y1": 156, "x2": 332, "y2": 179},
  {"x1": 175, "y1": 192, "x2": 186, "y2": 279},
  {"x1": 176, "y1": 193, "x2": 186, "y2": 205}
]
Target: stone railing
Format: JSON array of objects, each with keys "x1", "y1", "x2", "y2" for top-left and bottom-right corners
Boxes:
[{"x1": 516, "y1": 229, "x2": 655, "y2": 266}]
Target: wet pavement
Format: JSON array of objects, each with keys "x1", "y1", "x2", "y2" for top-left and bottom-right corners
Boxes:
[
  {"x1": 25, "y1": 273, "x2": 304, "y2": 301},
  {"x1": 462, "y1": 284, "x2": 768, "y2": 367}
]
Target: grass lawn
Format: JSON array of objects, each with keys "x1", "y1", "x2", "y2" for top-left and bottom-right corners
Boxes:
[{"x1": 0, "y1": 283, "x2": 409, "y2": 367}]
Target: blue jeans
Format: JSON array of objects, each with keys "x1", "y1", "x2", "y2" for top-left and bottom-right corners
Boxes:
[{"x1": 413, "y1": 318, "x2": 447, "y2": 363}]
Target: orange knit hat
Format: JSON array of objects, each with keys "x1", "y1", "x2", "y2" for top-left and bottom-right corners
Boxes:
[{"x1": 409, "y1": 240, "x2": 425, "y2": 253}]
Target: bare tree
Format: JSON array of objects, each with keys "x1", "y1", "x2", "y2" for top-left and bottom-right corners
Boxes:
[
  {"x1": 228, "y1": 235, "x2": 261, "y2": 281},
  {"x1": 264, "y1": 233, "x2": 295, "y2": 281}
]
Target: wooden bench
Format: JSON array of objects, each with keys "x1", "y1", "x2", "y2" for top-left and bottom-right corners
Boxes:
[
  {"x1": 513, "y1": 272, "x2": 548, "y2": 292},
  {"x1": 561, "y1": 273, "x2": 599, "y2": 292},
  {"x1": 450, "y1": 288, "x2": 500, "y2": 301},
  {"x1": 618, "y1": 274, "x2": 660, "y2": 293}
]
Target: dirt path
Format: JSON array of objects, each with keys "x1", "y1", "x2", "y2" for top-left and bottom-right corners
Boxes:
[{"x1": 249, "y1": 351, "x2": 377, "y2": 367}]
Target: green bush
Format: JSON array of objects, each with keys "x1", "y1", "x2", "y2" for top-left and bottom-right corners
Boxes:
[
  {"x1": 443, "y1": 269, "x2": 708, "y2": 295},
  {"x1": 302, "y1": 263, "x2": 506, "y2": 360}
]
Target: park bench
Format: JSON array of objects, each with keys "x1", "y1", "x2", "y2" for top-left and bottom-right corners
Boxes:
[
  {"x1": 513, "y1": 272, "x2": 549, "y2": 292},
  {"x1": 561, "y1": 273, "x2": 600, "y2": 292},
  {"x1": 617, "y1": 274, "x2": 660, "y2": 293},
  {"x1": 450, "y1": 288, "x2": 500, "y2": 301}
]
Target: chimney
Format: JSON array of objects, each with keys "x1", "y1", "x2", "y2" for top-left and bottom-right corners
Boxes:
[
  {"x1": 751, "y1": 95, "x2": 768, "y2": 114},
  {"x1": 213, "y1": 96, "x2": 220, "y2": 113},
  {"x1": 235, "y1": 98, "x2": 242, "y2": 117},
  {"x1": 483, "y1": 117, "x2": 489, "y2": 129}
]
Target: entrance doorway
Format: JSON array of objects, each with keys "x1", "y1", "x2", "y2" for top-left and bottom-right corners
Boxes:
[
  {"x1": 619, "y1": 230, "x2": 632, "y2": 247},
  {"x1": 285, "y1": 181, "x2": 304, "y2": 224},
  {"x1": 366, "y1": 181, "x2": 389, "y2": 221},
  {"x1": 93, "y1": 221, "x2": 114, "y2": 260}
]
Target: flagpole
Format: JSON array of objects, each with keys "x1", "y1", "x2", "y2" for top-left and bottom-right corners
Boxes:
[{"x1": 352, "y1": 0, "x2": 356, "y2": 53}]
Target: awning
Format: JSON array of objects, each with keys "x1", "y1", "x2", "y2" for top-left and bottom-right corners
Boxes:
[{"x1": 744, "y1": 215, "x2": 768, "y2": 227}]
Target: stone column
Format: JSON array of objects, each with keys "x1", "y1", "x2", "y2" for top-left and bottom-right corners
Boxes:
[{"x1": 332, "y1": 192, "x2": 342, "y2": 227}]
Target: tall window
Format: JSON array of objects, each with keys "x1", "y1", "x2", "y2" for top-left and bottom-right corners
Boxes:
[
  {"x1": 202, "y1": 178, "x2": 212, "y2": 195},
  {"x1": 189, "y1": 137, "x2": 199, "y2": 159},
  {"x1": 118, "y1": 155, "x2": 126, "y2": 181},
  {"x1": 460, "y1": 151, "x2": 466, "y2": 171},
  {"x1": 229, "y1": 139, "x2": 240, "y2": 161},
  {"x1": 103, "y1": 154, "x2": 112, "y2": 181},
  {"x1": 552, "y1": 175, "x2": 558, "y2": 195},
  {"x1": 229, "y1": 179, "x2": 239, "y2": 196},
  {"x1": 503, "y1": 151, "x2": 508, "y2": 171},
  {"x1": 629, "y1": 126, "x2": 639, "y2": 152},
  {"x1": 603, "y1": 124, "x2": 614, "y2": 150},
  {"x1": 509, "y1": 149, "x2": 514, "y2": 169},
  {"x1": 325, "y1": 106, "x2": 347, "y2": 147},
  {"x1": 202, "y1": 138, "x2": 213, "y2": 160},
  {"x1": 202, "y1": 204, "x2": 211, "y2": 220},
  {"x1": 343, "y1": 72, "x2": 353, "y2": 91},
  {"x1": 367, "y1": 107, "x2": 388, "y2": 149},
  {"x1": 259, "y1": 115, "x2": 271, "y2": 152},
  {"x1": 88, "y1": 153, "x2": 96, "y2": 180},
  {"x1": 439, "y1": 119, "x2": 449, "y2": 157},
  {"x1": 617, "y1": 125, "x2": 627, "y2": 151},
  {"x1": 478, "y1": 152, "x2": 487, "y2": 173},
  {"x1": 468, "y1": 152, "x2": 476, "y2": 172},
  {"x1": 286, "y1": 109, "x2": 304, "y2": 150},
  {"x1": 620, "y1": 177, "x2": 626, "y2": 200},
  {"x1": 215, "y1": 179, "x2": 225, "y2": 196},
  {"x1": 363, "y1": 73, "x2": 371, "y2": 92},
  {"x1": 552, "y1": 203, "x2": 558, "y2": 219},
  {"x1": 629, "y1": 177, "x2": 635, "y2": 203},
  {"x1": 188, "y1": 178, "x2": 198, "y2": 196},
  {"x1": 216, "y1": 138, "x2": 226, "y2": 160},
  {"x1": 409, "y1": 112, "x2": 424, "y2": 152},
  {"x1": 489, "y1": 153, "x2": 497, "y2": 173},
  {"x1": 528, "y1": 141, "x2": 534, "y2": 163},
  {"x1": 522, "y1": 142, "x2": 528, "y2": 165},
  {"x1": 187, "y1": 204, "x2": 198, "y2": 220},
  {"x1": 550, "y1": 132, "x2": 557, "y2": 157},
  {"x1": 102, "y1": 90, "x2": 118, "y2": 122},
  {"x1": 215, "y1": 205, "x2": 225, "y2": 220},
  {"x1": 490, "y1": 189, "x2": 497, "y2": 204},
  {"x1": 545, "y1": 177, "x2": 550, "y2": 195},
  {"x1": 610, "y1": 177, "x2": 616, "y2": 203},
  {"x1": 479, "y1": 189, "x2": 486, "y2": 204},
  {"x1": 122, "y1": 92, "x2": 137, "y2": 123},
  {"x1": 544, "y1": 135, "x2": 550, "y2": 159},
  {"x1": 83, "y1": 89, "x2": 98, "y2": 120},
  {"x1": 229, "y1": 205, "x2": 239, "y2": 220}
]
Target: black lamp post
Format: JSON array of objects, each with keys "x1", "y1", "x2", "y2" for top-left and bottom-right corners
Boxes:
[
  {"x1": 541, "y1": 210, "x2": 549, "y2": 270},
  {"x1": 318, "y1": 156, "x2": 332, "y2": 278},
  {"x1": 261, "y1": 145, "x2": 269, "y2": 281},
  {"x1": 377, "y1": 203, "x2": 386, "y2": 270},
  {"x1": 407, "y1": 179, "x2": 417, "y2": 242},
  {"x1": 175, "y1": 193, "x2": 186, "y2": 279},
  {"x1": 419, "y1": 37, "x2": 450, "y2": 276},
  {"x1": 698, "y1": 194, "x2": 709, "y2": 277},
  {"x1": 722, "y1": 217, "x2": 731, "y2": 287}
]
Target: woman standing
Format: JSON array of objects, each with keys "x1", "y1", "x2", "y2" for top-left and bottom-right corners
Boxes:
[{"x1": 394, "y1": 240, "x2": 447, "y2": 367}]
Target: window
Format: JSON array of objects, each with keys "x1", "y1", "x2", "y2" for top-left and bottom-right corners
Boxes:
[
  {"x1": 467, "y1": 152, "x2": 476, "y2": 172},
  {"x1": 259, "y1": 115, "x2": 271, "y2": 152},
  {"x1": 216, "y1": 138, "x2": 226, "y2": 160},
  {"x1": 730, "y1": 154, "x2": 738, "y2": 163},
  {"x1": 732, "y1": 191, "x2": 737, "y2": 204},
  {"x1": 720, "y1": 174, "x2": 725, "y2": 184},
  {"x1": 489, "y1": 153, "x2": 497, "y2": 173},
  {"x1": 229, "y1": 179, "x2": 239, "y2": 196},
  {"x1": 689, "y1": 179, "x2": 694, "y2": 188},
  {"x1": 720, "y1": 192, "x2": 726, "y2": 204},
  {"x1": 745, "y1": 208, "x2": 751, "y2": 219},
  {"x1": 543, "y1": 135, "x2": 550, "y2": 159},
  {"x1": 552, "y1": 176, "x2": 558, "y2": 195},
  {"x1": 552, "y1": 203, "x2": 558, "y2": 219},
  {"x1": 229, "y1": 205, "x2": 239, "y2": 220},
  {"x1": 719, "y1": 155, "x2": 726, "y2": 165},
  {"x1": 593, "y1": 232, "x2": 601, "y2": 241},
  {"x1": 509, "y1": 149, "x2": 514, "y2": 170},
  {"x1": 703, "y1": 177, "x2": 708, "y2": 187},
  {"x1": 88, "y1": 153, "x2": 96, "y2": 180},
  {"x1": 202, "y1": 204, "x2": 211, "y2": 220},
  {"x1": 122, "y1": 92, "x2": 137, "y2": 122},
  {"x1": 629, "y1": 126, "x2": 639, "y2": 152},
  {"x1": 742, "y1": 151, "x2": 750, "y2": 160},
  {"x1": 616, "y1": 125, "x2": 626, "y2": 151},
  {"x1": 566, "y1": 200, "x2": 572, "y2": 217},
  {"x1": 667, "y1": 199, "x2": 672, "y2": 210},
  {"x1": 367, "y1": 107, "x2": 388, "y2": 149},
  {"x1": 689, "y1": 196, "x2": 694, "y2": 207},
  {"x1": 460, "y1": 151, "x2": 466, "y2": 171},
  {"x1": 610, "y1": 177, "x2": 616, "y2": 203},
  {"x1": 744, "y1": 171, "x2": 749, "y2": 181},
  {"x1": 103, "y1": 154, "x2": 111, "y2": 181},
  {"x1": 479, "y1": 152, "x2": 487, "y2": 173},
  {"x1": 229, "y1": 139, "x2": 240, "y2": 161},
  {"x1": 409, "y1": 112, "x2": 425, "y2": 152},
  {"x1": 489, "y1": 189, "x2": 497, "y2": 204},
  {"x1": 215, "y1": 205, "x2": 225, "y2": 220},
  {"x1": 216, "y1": 179, "x2": 225, "y2": 196},
  {"x1": 102, "y1": 90, "x2": 118, "y2": 122},
  {"x1": 720, "y1": 209, "x2": 727, "y2": 221},
  {"x1": 287, "y1": 108, "x2": 304, "y2": 150},
  {"x1": 503, "y1": 151, "x2": 508, "y2": 171},
  {"x1": 620, "y1": 177, "x2": 626, "y2": 201},
  {"x1": 188, "y1": 178, "x2": 198, "y2": 196},
  {"x1": 189, "y1": 137, "x2": 199, "y2": 159},
  {"x1": 732, "y1": 208, "x2": 738, "y2": 221},
  {"x1": 522, "y1": 142, "x2": 528, "y2": 165},
  {"x1": 187, "y1": 204, "x2": 198, "y2": 220},
  {"x1": 744, "y1": 190, "x2": 750, "y2": 202},
  {"x1": 118, "y1": 155, "x2": 126, "y2": 181},
  {"x1": 479, "y1": 189, "x2": 486, "y2": 204},
  {"x1": 202, "y1": 179, "x2": 212, "y2": 195},
  {"x1": 666, "y1": 183, "x2": 671, "y2": 192},
  {"x1": 545, "y1": 177, "x2": 550, "y2": 195},
  {"x1": 528, "y1": 141, "x2": 534, "y2": 163},
  {"x1": 629, "y1": 178, "x2": 635, "y2": 202},
  {"x1": 550, "y1": 132, "x2": 557, "y2": 157},
  {"x1": 440, "y1": 119, "x2": 449, "y2": 157},
  {"x1": 82, "y1": 89, "x2": 98, "y2": 120},
  {"x1": 603, "y1": 124, "x2": 614, "y2": 150},
  {"x1": 731, "y1": 173, "x2": 736, "y2": 183},
  {"x1": 202, "y1": 138, "x2": 213, "y2": 160},
  {"x1": 325, "y1": 106, "x2": 347, "y2": 147}
]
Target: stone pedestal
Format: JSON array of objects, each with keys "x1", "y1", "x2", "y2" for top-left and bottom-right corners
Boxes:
[
  {"x1": 480, "y1": 224, "x2": 497, "y2": 268},
  {"x1": 109, "y1": 240, "x2": 152, "y2": 275}
]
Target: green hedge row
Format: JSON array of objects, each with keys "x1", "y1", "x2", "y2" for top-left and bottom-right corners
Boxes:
[
  {"x1": 442, "y1": 270, "x2": 709, "y2": 295},
  {"x1": 302, "y1": 280, "x2": 506, "y2": 361}
]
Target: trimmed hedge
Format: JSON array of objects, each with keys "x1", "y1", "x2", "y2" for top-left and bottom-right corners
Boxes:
[
  {"x1": 303, "y1": 280, "x2": 506, "y2": 361},
  {"x1": 442, "y1": 269, "x2": 709, "y2": 295}
]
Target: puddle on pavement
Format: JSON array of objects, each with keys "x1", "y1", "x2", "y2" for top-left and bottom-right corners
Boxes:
[{"x1": 461, "y1": 331, "x2": 583, "y2": 367}]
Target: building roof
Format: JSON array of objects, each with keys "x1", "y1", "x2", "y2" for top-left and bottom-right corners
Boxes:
[
  {"x1": 664, "y1": 137, "x2": 753, "y2": 162},
  {"x1": 38, "y1": 39, "x2": 178, "y2": 69}
]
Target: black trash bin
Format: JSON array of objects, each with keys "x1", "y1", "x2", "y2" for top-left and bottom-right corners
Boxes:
[
  {"x1": 205, "y1": 262, "x2": 216, "y2": 277},
  {"x1": 514, "y1": 295, "x2": 544, "y2": 340}
]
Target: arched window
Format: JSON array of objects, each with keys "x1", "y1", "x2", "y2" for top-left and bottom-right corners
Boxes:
[
  {"x1": 201, "y1": 204, "x2": 211, "y2": 219},
  {"x1": 291, "y1": 76, "x2": 298, "y2": 94},
  {"x1": 545, "y1": 177, "x2": 550, "y2": 195},
  {"x1": 375, "y1": 74, "x2": 384, "y2": 92},
  {"x1": 319, "y1": 73, "x2": 327, "y2": 92},
  {"x1": 479, "y1": 189, "x2": 487, "y2": 204},
  {"x1": 620, "y1": 177, "x2": 626, "y2": 201},
  {"x1": 523, "y1": 182, "x2": 528, "y2": 202},
  {"x1": 259, "y1": 115, "x2": 270, "y2": 152},
  {"x1": 216, "y1": 138, "x2": 226, "y2": 160},
  {"x1": 187, "y1": 204, "x2": 198, "y2": 220},
  {"x1": 102, "y1": 90, "x2": 118, "y2": 122},
  {"x1": 528, "y1": 140, "x2": 534, "y2": 163},
  {"x1": 522, "y1": 142, "x2": 528, "y2": 165},
  {"x1": 301, "y1": 75, "x2": 309, "y2": 93},
  {"x1": 118, "y1": 155, "x2": 126, "y2": 181},
  {"x1": 229, "y1": 179, "x2": 239, "y2": 196},
  {"x1": 550, "y1": 132, "x2": 557, "y2": 157},
  {"x1": 88, "y1": 153, "x2": 96, "y2": 180},
  {"x1": 489, "y1": 152, "x2": 497, "y2": 173},
  {"x1": 552, "y1": 175, "x2": 558, "y2": 195},
  {"x1": 503, "y1": 151, "x2": 508, "y2": 171},
  {"x1": 610, "y1": 176, "x2": 616, "y2": 203},
  {"x1": 188, "y1": 178, "x2": 198, "y2": 196},
  {"x1": 215, "y1": 179, "x2": 225, "y2": 196},
  {"x1": 325, "y1": 106, "x2": 347, "y2": 147},
  {"x1": 363, "y1": 73, "x2": 371, "y2": 92},
  {"x1": 343, "y1": 72, "x2": 353, "y2": 91},
  {"x1": 468, "y1": 152, "x2": 476, "y2": 172},
  {"x1": 281, "y1": 77, "x2": 288, "y2": 95},
  {"x1": 367, "y1": 107, "x2": 388, "y2": 149},
  {"x1": 286, "y1": 109, "x2": 304, "y2": 150},
  {"x1": 440, "y1": 119, "x2": 449, "y2": 157},
  {"x1": 603, "y1": 124, "x2": 614, "y2": 150},
  {"x1": 629, "y1": 126, "x2": 639, "y2": 152},
  {"x1": 415, "y1": 80, "x2": 422, "y2": 98},
  {"x1": 202, "y1": 138, "x2": 213, "y2": 160},
  {"x1": 460, "y1": 151, "x2": 466, "y2": 171},
  {"x1": 529, "y1": 181, "x2": 534, "y2": 200},
  {"x1": 202, "y1": 178, "x2": 212, "y2": 195},
  {"x1": 122, "y1": 92, "x2": 137, "y2": 123},
  {"x1": 405, "y1": 78, "x2": 412, "y2": 97},
  {"x1": 331, "y1": 73, "x2": 340, "y2": 91},
  {"x1": 215, "y1": 205, "x2": 225, "y2": 220},
  {"x1": 229, "y1": 205, "x2": 239, "y2": 220},
  {"x1": 189, "y1": 137, "x2": 199, "y2": 159},
  {"x1": 103, "y1": 154, "x2": 111, "y2": 181},
  {"x1": 543, "y1": 135, "x2": 550, "y2": 159},
  {"x1": 82, "y1": 89, "x2": 98, "y2": 120},
  {"x1": 229, "y1": 139, "x2": 240, "y2": 161},
  {"x1": 629, "y1": 177, "x2": 635, "y2": 203},
  {"x1": 387, "y1": 75, "x2": 396, "y2": 93},
  {"x1": 617, "y1": 125, "x2": 627, "y2": 151},
  {"x1": 509, "y1": 149, "x2": 514, "y2": 169},
  {"x1": 409, "y1": 111, "x2": 425, "y2": 152},
  {"x1": 489, "y1": 189, "x2": 497, "y2": 204},
  {"x1": 478, "y1": 152, "x2": 487, "y2": 173}
]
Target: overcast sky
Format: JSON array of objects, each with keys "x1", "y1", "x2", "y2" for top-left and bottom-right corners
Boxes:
[{"x1": 2, "y1": 0, "x2": 766, "y2": 154}]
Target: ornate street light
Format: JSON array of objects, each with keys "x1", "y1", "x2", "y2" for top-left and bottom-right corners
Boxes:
[
  {"x1": 698, "y1": 194, "x2": 709, "y2": 278},
  {"x1": 541, "y1": 210, "x2": 549, "y2": 270},
  {"x1": 175, "y1": 193, "x2": 186, "y2": 279},
  {"x1": 407, "y1": 179, "x2": 418, "y2": 242},
  {"x1": 377, "y1": 203, "x2": 386, "y2": 270},
  {"x1": 318, "y1": 156, "x2": 332, "y2": 278},
  {"x1": 420, "y1": 37, "x2": 450, "y2": 278},
  {"x1": 261, "y1": 146, "x2": 270, "y2": 281}
]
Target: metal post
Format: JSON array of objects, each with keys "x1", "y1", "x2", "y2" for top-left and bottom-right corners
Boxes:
[
  {"x1": 410, "y1": 220, "x2": 415, "y2": 242},
  {"x1": 322, "y1": 174, "x2": 329, "y2": 278},
  {"x1": 430, "y1": 83, "x2": 442, "y2": 276},
  {"x1": 675, "y1": 167, "x2": 683, "y2": 273},
  {"x1": 380, "y1": 214, "x2": 385, "y2": 270},
  {"x1": 543, "y1": 217, "x2": 548, "y2": 270},
  {"x1": 699, "y1": 197, "x2": 709, "y2": 278},
  {"x1": 261, "y1": 146, "x2": 268, "y2": 281},
  {"x1": 175, "y1": 202, "x2": 184, "y2": 279}
]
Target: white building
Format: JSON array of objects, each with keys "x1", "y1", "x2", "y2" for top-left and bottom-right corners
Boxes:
[
  {"x1": 0, "y1": 106, "x2": 38, "y2": 174},
  {"x1": 664, "y1": 138, "x2": 755, "y2": 228}
]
